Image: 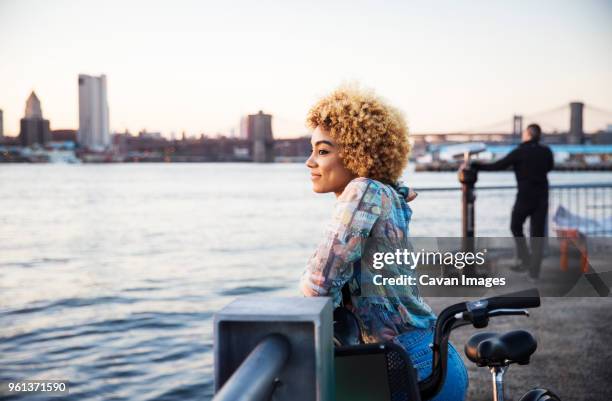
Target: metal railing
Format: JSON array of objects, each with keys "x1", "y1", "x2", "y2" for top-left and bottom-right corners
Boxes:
[
  {"x1": 551, "y1": 184, "x2": 612, "y2": 236},
  {"x1": 416, "y1": 183, "x2": 612, "y2": 237},
  {"x1": 213, "y1": 334, "x2": 291, "y2": 401}
]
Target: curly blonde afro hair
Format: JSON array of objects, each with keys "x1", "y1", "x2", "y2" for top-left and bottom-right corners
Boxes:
[{"x1": 306, "y1": 85, "x2": 410, "y2": 184}]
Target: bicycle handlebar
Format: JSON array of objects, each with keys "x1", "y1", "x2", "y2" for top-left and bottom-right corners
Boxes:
[
  {"x1": 418, "y1": 288, "x2": 541, "y2": 400},
  {"x1": 483, "y1": 288, "x2": 541, "y2": 311}
]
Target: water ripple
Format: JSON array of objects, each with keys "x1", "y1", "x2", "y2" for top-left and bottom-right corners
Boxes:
[
  {"x1": 219, "y1": 285, "x2": 282, "y2": 296},
  {"x1": 149, "y1": 381, "x2": 214, "y2": 401},
  {"x1": 5, "y1": 295, "x2": 141, "y2": 316}
]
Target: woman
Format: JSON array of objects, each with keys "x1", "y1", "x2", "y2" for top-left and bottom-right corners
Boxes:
[{"x1": 300, "y1": 85, "x2": 468, "y2": 401}]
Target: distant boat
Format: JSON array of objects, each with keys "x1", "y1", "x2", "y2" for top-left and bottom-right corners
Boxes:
[
  {"x1": 20, "y1": 147, "x2": 81, "y2": 163},
  {"x1": 46, "y1": 149, "x2": 81, "y2": 164}
]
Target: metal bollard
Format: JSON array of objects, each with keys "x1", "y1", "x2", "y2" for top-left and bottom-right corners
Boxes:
[{"x1": 214, "y1": 297, "x2": 334, "y2": 401}]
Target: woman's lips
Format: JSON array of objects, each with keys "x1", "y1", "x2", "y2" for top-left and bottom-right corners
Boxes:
[{"x1": 311, "y1": 173, "x2": 321, "y2": 180}]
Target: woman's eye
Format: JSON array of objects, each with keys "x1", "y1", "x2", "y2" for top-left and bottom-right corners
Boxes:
[{"x1": 318, "y1": 149, "x2": 329, "y2": 155}]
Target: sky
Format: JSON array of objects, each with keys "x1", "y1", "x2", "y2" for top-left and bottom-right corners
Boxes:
[{"x1": 1, "y1": 0, "x2": 611, "y2": 138}]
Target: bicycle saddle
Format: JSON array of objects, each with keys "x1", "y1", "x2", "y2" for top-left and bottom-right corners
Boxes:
[{"x1": 464, "y1": 330, "x2": 537, "y2": 367}]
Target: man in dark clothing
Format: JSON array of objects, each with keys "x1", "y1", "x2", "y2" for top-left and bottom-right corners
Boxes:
[{"x1": 471, "y1": 124, "x2": 554, "y2": 279}]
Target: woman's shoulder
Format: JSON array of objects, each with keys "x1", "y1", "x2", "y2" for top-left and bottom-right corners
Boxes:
[
  {"x1": 344, "y1": 177, "x2": 388, "y2": 193},
  {"x1": 344, "y1": 177, "x2": 398, "y2": 197},
  {"x1": 339, "y1": 178, "x2": 399, "y2": 211},
  {"x1": 339, "y1": 177, "x2": 384, "y2": 201}
]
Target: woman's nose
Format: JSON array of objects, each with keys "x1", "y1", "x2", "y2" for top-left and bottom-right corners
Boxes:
[{"x1": 305, "y1": 153, "x2": 317, "y2": 168}]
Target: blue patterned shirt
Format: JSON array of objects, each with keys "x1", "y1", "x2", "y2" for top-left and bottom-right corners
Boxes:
[{"x1": 300, "y1": 177, "x2": 436, "y2": 343}]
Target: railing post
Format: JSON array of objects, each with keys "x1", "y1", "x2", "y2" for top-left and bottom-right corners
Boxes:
[
  {"x1": 458, "y1": 152, "x2": 479, "y2": 251},
  {"x1": 214, "y1": 297, "x2": 334, "y2": 401}
]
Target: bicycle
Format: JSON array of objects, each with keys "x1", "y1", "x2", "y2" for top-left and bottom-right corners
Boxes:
[{"x1": 334, "y1": 288, "x2": 561, "y2": 401}]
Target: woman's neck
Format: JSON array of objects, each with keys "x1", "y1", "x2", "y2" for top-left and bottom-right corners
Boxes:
[{"x1": 335, "y1": 176, "x2": 359, "y2": 198}]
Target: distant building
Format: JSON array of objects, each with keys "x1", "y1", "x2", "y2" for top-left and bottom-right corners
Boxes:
[
  {"x1": 78, "y1": 74, "x2": 110, "y2": 151},
  {"x1": 240, "y1": 116, "x2": 249, "y2": 139},
  {"x1": 138, "y1": 129, "x2": 162, "y2": 139},
  {"x1": 52, "y1": 129, "x2": 77, "y2": 142},
  {"x1": 274, "y1": 137, "x2": 310, "y2": 162},
  {"x1": 19, "y1": 91, "x2": 51, "y2": 147},
  {"x1": 0, "y1": 108, "x2": 4, "y2": 138},
  {"x1": 248, "y1": 111, "x2": 274, "y2": 163},
  {"x1": 592, "y1": 130, "x2": 612, "y2": 145}
]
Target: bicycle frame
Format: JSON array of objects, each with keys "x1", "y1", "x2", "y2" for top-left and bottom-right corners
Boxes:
[{"x1": 417, "y1": 288, "x2": 541, "y2": 401}]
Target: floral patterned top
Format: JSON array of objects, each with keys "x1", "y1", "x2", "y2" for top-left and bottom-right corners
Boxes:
[{"x1": 300, "y1": 177, "x2": 436, "y2": 343}]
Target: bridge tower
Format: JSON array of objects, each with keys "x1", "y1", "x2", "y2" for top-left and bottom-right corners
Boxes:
[
  {"x1": 512, "y1": 115, "x2": 523, "y2": 143},
  {"x1": 568, "y1": 102, "x2": 584, "y2": 144}
]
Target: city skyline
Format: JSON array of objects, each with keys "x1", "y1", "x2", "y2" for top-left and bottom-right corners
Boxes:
[{"x1": 1, "y1": 0, "x2": 611, "y2": 138}]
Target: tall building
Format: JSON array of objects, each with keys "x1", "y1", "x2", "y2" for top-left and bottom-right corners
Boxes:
[
  {"x1": 19, "y1": 92, "x2": 51, "y2": 147},
  {"x1": 78, "y1": 74, "x2": 110, "y2": 151},
  {"x1": 240, "y1": 115, "x2": 249, "y2": 139},
  {"x1": 247, "y1": 111, "x2": 274, "y2": 162},
  {"x1": 0, "y1": 108, "x2": 4, "y2": 139}
]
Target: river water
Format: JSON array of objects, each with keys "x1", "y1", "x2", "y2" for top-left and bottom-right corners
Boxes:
[{"x1": 1, "y1": 164, "x2": 610, "y2": 400}]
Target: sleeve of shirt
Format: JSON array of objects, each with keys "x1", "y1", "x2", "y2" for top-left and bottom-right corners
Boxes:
[
  {"x1": 546, "y1": 147, "x2": 554, "y2": 172},
  {"x1": 300, "y1": 179, "x2": 382, "y2": 300},
  {"x1": 476, "y1": 148, "x2": 518, "y2": 171}
]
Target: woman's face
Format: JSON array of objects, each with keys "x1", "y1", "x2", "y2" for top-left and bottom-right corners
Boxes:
[{"x1": 306, "y1": 126, "x2": 357, "y2": 197}]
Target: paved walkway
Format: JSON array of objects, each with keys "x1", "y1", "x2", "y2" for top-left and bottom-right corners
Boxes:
[{"x1": 427, "y1": 281, "x2": 612, "y2": 400}]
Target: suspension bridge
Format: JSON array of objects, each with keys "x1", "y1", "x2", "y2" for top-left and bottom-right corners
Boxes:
[
  {"x1": 227, "y1": 101, "x2": 612, "y2": 143},
  {"x1": 409, "y1": 102, "x2": 612, "y2": 144}
]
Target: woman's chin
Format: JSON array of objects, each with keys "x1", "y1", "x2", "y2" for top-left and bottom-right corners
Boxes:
[
  {"x1": 311, "y1": 184, "x2": 327, "y2": 193},
  {"x1": 312, "y1": 186, "x2": 323, "y2": 193}
]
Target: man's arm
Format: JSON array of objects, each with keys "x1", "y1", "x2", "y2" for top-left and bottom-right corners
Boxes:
[
  {"x1": 546, "y1": 147, "x2": 554, "y2": 172},
  {"x1": 471, "y1": 148, "x2": 518, "y2": 171}
]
